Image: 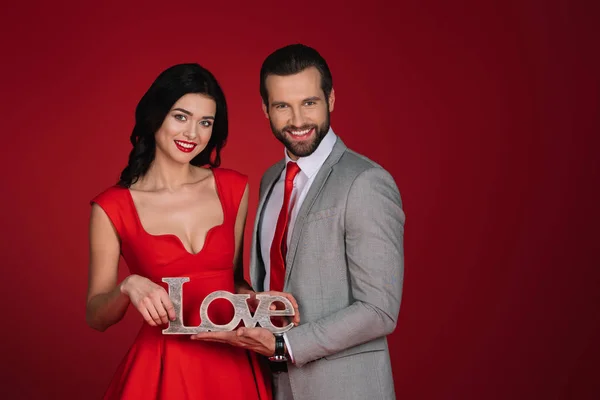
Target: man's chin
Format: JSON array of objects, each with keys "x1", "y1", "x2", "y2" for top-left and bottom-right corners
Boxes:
[
  {"x1": 274, "y1": 124, "x2": 329, "y2": 158},
  {"x1": 286, "y1": 142, "x2": 317, "y2": 158}
]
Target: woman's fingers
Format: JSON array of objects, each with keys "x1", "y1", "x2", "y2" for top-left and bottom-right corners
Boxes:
[
  {"x1": 127, "y1": 278, "x2": 176, "y2": 326},
  {"x1": 159, "y1": 290, "x2": 177, "y2": 321},
  {"x1": 149, "y1": 294, "x2": 170, "y2": 325},
  {"x1": 143, "y1": 297, "x2": 163, "y2": 326},
  {"x1": 138, "y1": 302, "x2": 157, "y2": 326}
]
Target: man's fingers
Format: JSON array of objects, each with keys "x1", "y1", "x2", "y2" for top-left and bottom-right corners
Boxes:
[
  {"x1": 240, "y1": 327, "x2": 263, "y2": 339},
  {"x1": 191, "y1": 336, "x2": 226, "y2": 343},
  {"x1": 191, "y1": 327, "x2": 273, "y2": 356},
  {"x1": 276, "y1": 294, "x2": 300, "y2": 325},
  {"x1": 287, "y1": 295, "x2": 299, "y2": 309},
  {"x1": 278, "y1": 292, "x2": 299, "y2": 309},
  {"x1": 261, "y1": 291, "x2": 301, "y2": 326},
  {"x1": 192, "y1": 328, "x2": 256, "y2": 341},
  {"x1": 291, "y1": 301, "x2": 300, "y2": 325},
  {"x1": 191, "y1": 331, "x2": 236, "y2": 341},
  {"x1": 265, "y1": 291, "x2": 299, "y2": 313}
]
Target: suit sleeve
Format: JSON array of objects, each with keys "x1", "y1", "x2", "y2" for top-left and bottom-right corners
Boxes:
[{"x1": 285, "y1": 167, "x2": 405, "y2": 367}]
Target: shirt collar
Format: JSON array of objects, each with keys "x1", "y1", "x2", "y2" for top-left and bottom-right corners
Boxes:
[{"x1": 284, "y1": 127, "x2": 337, "y2": 179}]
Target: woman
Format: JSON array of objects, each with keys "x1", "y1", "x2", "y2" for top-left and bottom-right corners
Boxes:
[{"x1": 86, "y1": 63, "x2": 272, "y2": 399}]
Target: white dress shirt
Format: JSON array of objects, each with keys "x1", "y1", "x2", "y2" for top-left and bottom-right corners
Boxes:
[{"x1": 260, "y1": 127, "x2": 337, "y2": 362}]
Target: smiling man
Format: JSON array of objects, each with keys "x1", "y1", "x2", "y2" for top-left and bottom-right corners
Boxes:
[{"x1": 193, "y1": 44, "x2": 405, "y2": 400}]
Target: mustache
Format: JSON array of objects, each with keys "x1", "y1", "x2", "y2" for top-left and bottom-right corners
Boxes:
[{"x1": 280, "y1": 124, "x2": 317, "y2": 132}]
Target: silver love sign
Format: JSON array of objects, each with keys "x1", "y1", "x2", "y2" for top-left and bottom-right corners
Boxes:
[{"x1": 161, "y1": 277, "x2": 295, "y2": 334}]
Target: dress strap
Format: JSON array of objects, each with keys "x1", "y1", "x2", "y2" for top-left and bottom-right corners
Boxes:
[
  {"x1": 90, "y1": 185, "x2": 131, "y2": 241},
  {"x1": 212, "y1": 168, "x2": 249, "y2": 224}
]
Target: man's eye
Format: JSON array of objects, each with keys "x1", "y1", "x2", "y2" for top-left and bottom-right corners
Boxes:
[
  {"x1": 275, "y1": 104, "x2": 287, "y2": 109},
  {"x1": 305, "y1": 101, "x2": 316, "y2": 106}
]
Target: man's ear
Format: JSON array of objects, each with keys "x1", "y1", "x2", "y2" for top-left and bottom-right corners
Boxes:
[
  {"x1": 262, "y1": 102, "x2": 269, "y2": 119},
  {"x1": 328, "y1": 88, "x2": 335, "y2": 112}
]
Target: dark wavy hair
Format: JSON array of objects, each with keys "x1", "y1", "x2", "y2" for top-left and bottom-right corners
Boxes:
[
  {"x1": 260, "y1": 43, "x2": 333, "y2": 107},
  {"x1": 117, "y1": 63, "x2": 228, "y2": 187}
]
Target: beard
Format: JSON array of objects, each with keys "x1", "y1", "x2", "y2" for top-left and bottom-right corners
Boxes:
[{"x1": 270, "y1": 112, "x2": 330, "y2": 159}]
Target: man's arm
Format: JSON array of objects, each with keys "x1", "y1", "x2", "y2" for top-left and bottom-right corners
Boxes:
[{"x1": 285, "y1": 167, "x2": 405, "y2": 367}]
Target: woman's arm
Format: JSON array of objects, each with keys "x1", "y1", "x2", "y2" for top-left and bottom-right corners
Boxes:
[
  {"x1": 85, "y1": 203, "x2": 131, "y2": 331},
  {"x1": 233, "y1": 183, "x2": 254, "y2": 295},
  {"x1": 86, "y1": 203, "x2": 176, "y2": 331}
]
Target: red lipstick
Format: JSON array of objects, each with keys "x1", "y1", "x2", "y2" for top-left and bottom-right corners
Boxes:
[{"x1": 174, "y1": 140, "x2": 197, "y2": 153}]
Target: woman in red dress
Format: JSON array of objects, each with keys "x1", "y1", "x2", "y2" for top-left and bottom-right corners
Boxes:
[{"x1": 85, "y1": 63, "x2": 272, "y2": 399}]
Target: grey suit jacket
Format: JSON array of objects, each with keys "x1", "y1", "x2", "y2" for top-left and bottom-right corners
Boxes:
[{"x1": 250, "y1": 137, "x2": 405, "y2": 400}]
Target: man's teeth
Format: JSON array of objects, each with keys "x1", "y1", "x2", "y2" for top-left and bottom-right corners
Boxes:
[
  {"x1": 289, "y1": 128, "x2": 311, "y2": 136},
  {"x1": 175, "y1": 141, "x2": 195, "y2": 148}
]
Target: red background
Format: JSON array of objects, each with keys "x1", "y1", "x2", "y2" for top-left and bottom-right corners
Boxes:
[{"x1": 1, "y1": 1, "x2": 598, "y2": 399}]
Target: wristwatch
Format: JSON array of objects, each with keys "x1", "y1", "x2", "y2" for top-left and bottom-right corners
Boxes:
[{"x1": 268, "y1": 334, "x2": 288, "y2": 362}]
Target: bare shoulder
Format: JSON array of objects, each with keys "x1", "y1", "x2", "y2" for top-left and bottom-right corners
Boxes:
[
  {"x1": 191, "y1": 165, "x2": 215, "y2": 179},
  {"x1": 209, "y1": 167, "x2": 249, "y2": 193},
  {"x1": 210, "y1": 166, "x2": 249, "y2": 181}
]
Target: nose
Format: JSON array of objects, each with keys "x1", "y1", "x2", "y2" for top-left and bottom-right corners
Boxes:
[
  {"x1": 290, "y1": 108, "x2": 306, "y2": 128},
  {"x1": 183, "y1": 123, "x2": 198, "y2": 139}
]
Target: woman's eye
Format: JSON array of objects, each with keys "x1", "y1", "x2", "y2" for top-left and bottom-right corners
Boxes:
[
  {"x1": 174, "y1": 114, "x2": 187, "y2": 121},
  {"x1": 201, "y1": 120, "x2": 212, "y2": 127}
]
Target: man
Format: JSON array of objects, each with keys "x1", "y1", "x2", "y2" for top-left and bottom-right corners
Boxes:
[{"x1": 194, "y1": 44, "x2": 405, "y2": 400}]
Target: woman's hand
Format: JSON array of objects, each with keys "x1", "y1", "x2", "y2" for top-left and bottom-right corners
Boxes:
[{"x1": 120, "y1": 274, "x2": 176, "y2": 326}]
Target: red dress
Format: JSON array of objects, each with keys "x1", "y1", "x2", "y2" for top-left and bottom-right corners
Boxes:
[{"x1": 91, "y1": 168, "x2": 271, "y2": 400}]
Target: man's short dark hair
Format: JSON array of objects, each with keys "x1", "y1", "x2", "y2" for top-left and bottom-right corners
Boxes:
[{"x1": 260, "y1": 44, "x2": 333, "y2": 107}]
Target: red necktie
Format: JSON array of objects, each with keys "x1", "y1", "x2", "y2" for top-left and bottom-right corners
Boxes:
[{"x1": 270, "y1": 161, "x2": 301, "y2": 292}]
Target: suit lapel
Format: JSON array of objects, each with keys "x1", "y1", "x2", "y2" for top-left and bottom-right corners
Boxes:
[
  {"x1": 250, "y1": 160, "x2": 285, "y2": 291},
  {"x1": 284, "y1": 138, "x2": 347, "y2": 287}
]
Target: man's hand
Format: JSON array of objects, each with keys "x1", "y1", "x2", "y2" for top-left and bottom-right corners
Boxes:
[
  {"x1": 248, "y1": 290, "x2": 301, "y2": 327},
  {"x1": 191, "y1": 327, "x2": 277, "y2": 357}
]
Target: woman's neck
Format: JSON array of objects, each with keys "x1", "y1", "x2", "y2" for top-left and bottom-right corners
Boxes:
[{"x1": 138, "y1": 153, "x2": 201, "y2": 192}]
